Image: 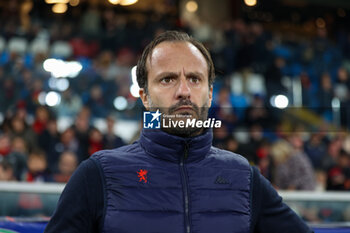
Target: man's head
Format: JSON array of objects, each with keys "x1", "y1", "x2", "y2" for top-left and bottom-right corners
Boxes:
[
  {"x1": 58, "y1": 151, "x2": 78, "y2": 176},
  {"x1": 137, "y1": 31, "x2": 215, "y2": 137},
  {"x1": 27, "y1": 150, "x2": 47, "y2": 174},
  {"x1": 137, "y1": 31, "x2": 215, "y2": 92}
]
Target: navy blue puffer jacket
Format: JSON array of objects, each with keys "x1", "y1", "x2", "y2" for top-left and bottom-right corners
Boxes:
[{"x1": 93, "y1": 129, "x2": 251, "y2": 233}]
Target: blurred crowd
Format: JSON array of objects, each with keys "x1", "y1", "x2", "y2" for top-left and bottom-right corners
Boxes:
[
  {"x1": 0, "y1": 105, "x2": 125, "y2": 183},
  {"x1": 0, "y1": 1, "x2": 350, "y2": 196}
]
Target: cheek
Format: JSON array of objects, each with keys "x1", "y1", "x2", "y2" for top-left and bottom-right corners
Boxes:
[
  {"x1": 149, "y1": 89, "x2": 174, "y2": 107},
  {"x1": 198, "y1": 89, "x2": 211, "y2": 106}
]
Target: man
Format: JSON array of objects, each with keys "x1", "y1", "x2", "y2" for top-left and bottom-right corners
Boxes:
[{"x1": 45, "y1": 31, "x2": 313, "y2": 233}]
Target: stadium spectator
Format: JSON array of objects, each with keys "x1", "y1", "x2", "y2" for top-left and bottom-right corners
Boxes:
[
  {"x1": 287, "y1": 131, "x2": 306, "y2": 153},
  {"x1": 244, "y1": 93, "x2": 272, "y2": 129},
  {"x1": 224, "y1": 135, "x2": 240, "y2": 153},
  {"x1": 212, "y1": 123, "x2": 230, "y2": 148},
  {"x1": 264, "y1": 56, "x2": 286, "y2": 102},
  {"x1": 85, "y1": 85, "x2": 109, "y2": 118},
  {"x1": 103, "y1": 115, "x2": 125, "y2": 149},
  {"x1": 210, "y1": 87, "x2": 238, "y2": 131},
  {"x1": 256, "y1": 139, "x2": 274, "y2": 180},
  {"x1": 9, "y1": 115, "x2": 37, "y2": 152},
  {"x1": 38, "y1": 118, "x2": 61, "y2": 173},
  {"x1": 317, "y1": 72, "x2": 334, "y2": 121},
  {"x1": 0, "y1": 78, "x2": 18, "y2": 112},
  {"x1": 11, "y1": 136, "x2": 28, "y2": 155},
  {"x1": 0, "y1": 134, "x2": 11, "y2": 156},
  {"x1": 304, "y1": 133, "x2": 328, "y2": 170},
  {"x1": 80, "y1": 5, "x2": 101, "y2": 37},
  {"x1": 25, "y1": 150, "x2": 52, "y2": 182},
  {"x1": 326, "y1": 149, "x2": 350, "y2": 190},
  {"x1": 270, "y1": 139, "x2": 316, "y2": 191},
  {"x1": 242, "y1": 124, "x2": 265, "y2": 164},
  {"x1": 53, "y1": 151, "x2": 78, "y2": 183},
  {"x1": 300, "y1": 71, "x2": 313, "y2": 107},
  {"x1": 32, "y1": 106, "x2": 50, "y2": 135},
  {"x1": 7, "y1": 136, "x2": 28, "y2": 180},
  {"x1": 88, "y1": 127, "x2": 103, "y2": 156},
  {"x1": 334, "y1": 67, "x2": 350, "y2": 128},
  {"x1": 0, "y1": 159, "x2": 16, "y2": 181},
  {"x1": 57, "y1": 128, "x2": 80, "y2": 162},
  {"x1": 72, "y1": 107, "x2": 92, "y2": 162},
  {"x1": 321, "y1": 136, "x2": 344, "y2": 171},
  {"x1": 54, "y1": 88, "x2": 83, "y2": 118}
]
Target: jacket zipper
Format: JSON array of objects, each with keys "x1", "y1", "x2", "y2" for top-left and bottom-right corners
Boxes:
[{"x1": 180, "y1": 143, "x2": 191, "y2": 233}]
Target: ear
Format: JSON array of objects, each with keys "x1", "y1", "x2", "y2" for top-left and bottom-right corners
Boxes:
[
  {"x1": 208, "y1": 85, "x2": 213, "y2": 108},
  {"x1": 139, "y1": 88, "x2": 150, "y2": 110}
]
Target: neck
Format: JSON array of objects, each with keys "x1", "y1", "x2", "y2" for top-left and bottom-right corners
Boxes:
[{"x1": 161, "y1": 127, "x2": 205, "y2": 138}]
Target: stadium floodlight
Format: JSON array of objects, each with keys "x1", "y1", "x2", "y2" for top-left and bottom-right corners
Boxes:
[
  {"x1": 270, "y1": 95, "x2": 289, "y2": 109},
  {"x1": 114, "y1": 96, "x2": 128, "y2": 111},
  {"x1": 45, "y1": 91, "x2": 61, "y2": 107},
  {"x1": 66, "y1": 61, "x2": 83, "y2": 78},
  {"x1": 120, "y1": 0, "x2": 138, "y2": 6},
  {"x1": 69, "y1": 0, "x2": 79, "y2": 6},
  {"x1": 45, "y1": 0, "x2": 69, "y2": 4},
  {"x1": 48, "y1": 59, "x2": 66, "y2": 77},
  {"x1": 56, "y1": 78, "x2": 70, "y2": 92},
  {"x1": 186, "y1": 1, "x2": 198, "y2": 13},
  {"x1": 52, "y1": 3, "x2": 68, "y2": 14},
  {"x1": 43, "y1": 58, "x2": 82, "y2": 78},
  {"x1": 43, "y1": 58, "x2": 57, "y2": 72},
  {"x1": 244, "y1": 0, "x2": 257, "y2": 7},
  {"x1": 108, "y1": 0, "x2": 120, "y2": 4}
]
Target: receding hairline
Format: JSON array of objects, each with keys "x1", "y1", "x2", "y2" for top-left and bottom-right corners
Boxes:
[{"x1": 145, "y1": 41, "x2": 209, "y2": 75}]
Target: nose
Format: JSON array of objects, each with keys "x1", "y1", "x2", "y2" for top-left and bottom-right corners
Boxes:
[{"x1": 175, "y1": 76, "x2": 191, "y2": 100}]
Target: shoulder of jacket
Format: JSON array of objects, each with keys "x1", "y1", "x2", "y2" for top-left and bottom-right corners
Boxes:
[
  {"x1": 208, "y1": 146, "x2": 250, "y2": 168},
  {"x1": 91, "y1": 141, "x2": 142, "y2": 161}
]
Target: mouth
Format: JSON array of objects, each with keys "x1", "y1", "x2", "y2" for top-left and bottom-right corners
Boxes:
[
  {"x1": 173, "y1": 106, "x2": 196, "y2": 118},
  {"x1": 175, "y1": 106, "x2": 194, "y2": 112}
]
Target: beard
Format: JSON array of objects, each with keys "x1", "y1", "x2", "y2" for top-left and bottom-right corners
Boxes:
[{"x1": 148, "y1": 97, "x2": 210, "y2": 137}]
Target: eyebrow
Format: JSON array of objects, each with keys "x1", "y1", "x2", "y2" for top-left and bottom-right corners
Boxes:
[
  {"x1": 154, "y1": 72, "x2": 180, "y2": 80},
  {"x1": 184, "y1": 71, "x2": 205, "y2": 79},
  {"x1": 155, "y1": 71, "x2": 205, "y2": 80}
]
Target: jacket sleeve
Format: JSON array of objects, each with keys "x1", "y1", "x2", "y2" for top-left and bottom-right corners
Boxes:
[
  {"x1": 44, "y1": 158, "x2": 105, "y2": 233},
  {"x1": 251, "y1": 166, "x2": 313, "y2": 233}
]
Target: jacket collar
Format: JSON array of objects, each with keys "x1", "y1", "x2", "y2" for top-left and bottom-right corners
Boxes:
[{"x1": 139, "y1": 128, "x2": 213, "y2": 163}]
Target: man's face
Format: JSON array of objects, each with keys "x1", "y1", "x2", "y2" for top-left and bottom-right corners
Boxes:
[{"x1": 139, "y1": 41, "x2": 213, "y2": 137}]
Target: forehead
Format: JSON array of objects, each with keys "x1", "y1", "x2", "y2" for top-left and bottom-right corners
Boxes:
[{"x1": 147, "y1": 41, "x2": 208, "y2": 76}]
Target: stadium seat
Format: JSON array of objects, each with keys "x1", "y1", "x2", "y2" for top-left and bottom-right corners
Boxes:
[
  {"x1": 50, "y1": 41, "x2": 73, "y2": 58},
  {"x1": 29, "y1": 38, "x2": 49, "y2": 55},
  {"x1": 7, "y1": 37, "x2": 28, "y2": 54}
]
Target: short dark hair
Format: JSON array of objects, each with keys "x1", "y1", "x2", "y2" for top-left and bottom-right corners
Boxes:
[{"x1": 136, "y1": 31, "x2": 215, "y2": 92}]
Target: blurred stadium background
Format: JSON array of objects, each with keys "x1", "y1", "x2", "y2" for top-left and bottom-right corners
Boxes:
[{"x1": 0, "y1": 0, "x2": 350, "y2": 232}]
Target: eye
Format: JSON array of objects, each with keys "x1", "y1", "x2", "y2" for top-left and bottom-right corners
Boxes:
[
  {"x1": 189, "y1": 76, "x2": 200, "y2": 84},
  {"x1": 160, "y1": 77, "x2": 174, "y2": 84}
]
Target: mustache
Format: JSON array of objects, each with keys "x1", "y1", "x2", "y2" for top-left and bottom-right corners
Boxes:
[{"x1": 168, "y1": 99, "x2": 199, "y2": 114}]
